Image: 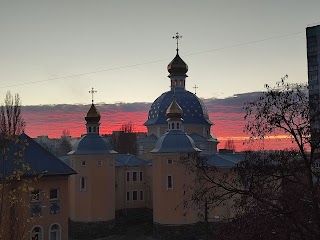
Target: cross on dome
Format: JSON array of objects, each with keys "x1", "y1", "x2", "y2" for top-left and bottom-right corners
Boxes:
[
  {"x1": 193, "y1": 85, "x2": 198, "y2": 95},
  {"x1": 172, "y1": 32, "x2": 182, "y2": 53},
  {"x1": 89, "y1": 87, "x2": 97, "y2": 103}
]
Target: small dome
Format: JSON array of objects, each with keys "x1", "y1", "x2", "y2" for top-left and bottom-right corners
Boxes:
[
  {"x1": 85, "y1": 103, "x2": 101, "y2": 123},
  {"x1": 167, "y1": 52, "x2": 188, "y2": 76},
  {"x1": 166, "y1": 98, "x2": 183, "y2": 119},
  {"x1": 69, "y1": 134, "x2": 117, "y2": 155},
  {"x1": 151, "y1": 130, "x2": 201, "y2": 153}
]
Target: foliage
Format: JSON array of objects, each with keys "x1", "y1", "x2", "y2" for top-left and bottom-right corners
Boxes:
[
  {"x1": 224, "y1": 139, "x2": 236, "y2": 151},
  {"x1": 59, "y1": 129, "x2": 72, "y2": 156},
  {"x1": 0, "y1": 91, "x2": 32, "y2": 240},
  {"x1": 112, "y1": 123, "x2": 137, "y2": 154},
  {"x1": 181, "y1": 78, "x2": 320, "y2": 240}
]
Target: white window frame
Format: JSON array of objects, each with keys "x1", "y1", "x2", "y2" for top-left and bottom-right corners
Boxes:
[
  {"x1": 49, "y1": 223, "x2": 61, "y2": 240},
  {"x1": 31, "y1": 225, "x2": 43, "y2": 240},
  {"x1": 31, "y1": 190, "x2": 40, "y2": 202},
  {"x1": 49, "y1": 188, "x2": 59, "y2": 200}
]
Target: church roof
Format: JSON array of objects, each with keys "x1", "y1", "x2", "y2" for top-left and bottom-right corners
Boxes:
[
  {"x1": 68, "y1": 134, "x2": 117, "y2": 155},
  {"x1": 85, "y1": 103, "x2": 101, "y2": 123},
  {"x1": 167, "y1": 52, "x2": 188, "y2": 77},
  {"x1": 144, "y1": 90, "x2": 212, "y2": 126},
  {"x1": 206, "y1": 153, "x2": 245, "y2": 168},
  {"x1": 0, "y1": 133, "x2": 76, "y2": 178},
  {"x1": 151, "y1": 130, "x2": 201, "y2": 153},
  {"x1": 136, "y1": 134, "x2": 158, "y2": 144},
  {"x1": 166, "y1": 98, "x2": 183, "y2": 119},
  {"x1": 115, "y1": 154, "x2": 151, "y2": 167}
]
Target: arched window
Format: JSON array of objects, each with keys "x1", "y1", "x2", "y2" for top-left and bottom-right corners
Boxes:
[
  {"x1": 49, "y1": 224, "x2": 61, "y2": 240},
  {"x1": 179, "y1": 80, "x2": 182, "y2": 86},
  {"x1": 31, "y1": 226, "x2": 43, "y2": 240},
  {"x1": 93, "y1": 126, "x2": 96, "y2": 132},
  {"x1": 171, "y1": 123, "x2": 174, "y2": 129},
  {"x1": 168, "y1": 124, "x2": 171, "y2": 129},
  {"x1": 88, "y1": 127, "x2": 91, "y2": 132},
  {"x1": 80, "y1": 177, "x2": 87, "y2": 191},
  {"x1": 177, "y1": 123, "x2": 180, "y2": 129},
  {"x1": 174, "y1": 79, "x2": 177, "y2": 86}
]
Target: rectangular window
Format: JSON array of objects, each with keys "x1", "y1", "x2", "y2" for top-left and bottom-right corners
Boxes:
[
  {"x1": 50, "y1": 188, "x2": 60, "y2": 215},
  {"x1": 97, "y1": 160, "x2": 102, "y2": 166},
  {"x1": 139, "y1": 171, "x2": 143, "y2": 182},
  {"x1": 126, "y1": 191, "x2": 130, "y2": 202},
  {"x1": 132, "y1": 190, "x2": 138, "y2": 201},
  {"x1": 140, "y1": 190, "x2": 144, "y2": 201},
  {"x1": 50, "y1": 188, "x2": 58, "y2": 200},
  {"x1": 31, "y1": 190, "x2": 40, "y2": 202},
  {"x1": 81, "y1": 160, "x2": 86, "y2": 166},
  {"x1": 132, "y1": 171, "x2": 138, "y2": 182},
  {"x1": 50, "y1": 201, "x2": 60, "y2": 215},
  {"x1": 80, "y1": 177, "x2": 87, "y2": 191},
  {"x1": 167, "y1": 175, "x2": 173, "y2": 190},
  {"x1": 31, "y1": 203, "x2": 42, "y2": 217},
  {"x1": 167, "y1": 159, "x2": 173, "y2": 164},
  {"x1": 126, "y1": 172, "x2": 130, "y2": 182}
]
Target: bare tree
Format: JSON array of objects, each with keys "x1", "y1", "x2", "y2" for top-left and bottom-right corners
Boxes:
[
  {"x1": 181, "y1": 77, "x2": 320, "y2": 240},
  {"x1": 112, "y1": 123, "x2": 137, "y2": 154},
  {"x1": 0, "y1": 91, "x2": 25, "y2": 135},
  {"x1": 224, "y1": 139, "x2": 236, "y2": 151},
  {"x1": 59, "y1": 129, "x2": 72, "y2": 156},
  {"x1": 0, "y1": 91, "x2": 31, "y2": 240}
]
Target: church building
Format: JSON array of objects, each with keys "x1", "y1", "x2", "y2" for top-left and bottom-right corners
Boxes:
[{"x1": 66, "y1": 33, "x2": 243, "y2": 239}]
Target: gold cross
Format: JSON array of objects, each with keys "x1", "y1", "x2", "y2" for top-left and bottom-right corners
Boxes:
[
  {"x1": 172, "y1": 32, "x2": 182, "y2": 52},
  {"x1": 89, "y1": 87, "x2": 97, "y2": 103}
]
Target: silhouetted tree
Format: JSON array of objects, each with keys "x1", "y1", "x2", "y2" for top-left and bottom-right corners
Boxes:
[
  {"x1": 58, "y1": 129, "x2": 72, "y2": 156},
  {"x1": 112, "y1": 123, "x2": 137, "y2": 154},
  {"x1": 224, "y1": 139, "x2": 236, "y2": 151},
  {"x1": 0, "y1": 91, "x2": 31, "y2": 240},
  {"x1": 182, "y1": 77, "x2": 320, "y2": 240}
]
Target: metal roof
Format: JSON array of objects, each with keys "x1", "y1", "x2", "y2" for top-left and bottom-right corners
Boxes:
[
  {"x1": 0, "y1": 133, "x2": 76, "y2": 177},
  {"x1": 69, "y1": 133, "x2": 117, "y2": 155},
  {"x1": 206, "y1": 153, "x2": 245, "y2": 168},
  {"x1": 151, "y1": 130, "x2": 201, "y2": 153},
  {"x1": 144, "y1": 90, "x2": 212, "y2": 126},
  {"x1": 115, "y1": 154, "x2": 151, "y2": 167},
  {"x1": 136, "y1": 134, "x2": 158, "y2": 144}
]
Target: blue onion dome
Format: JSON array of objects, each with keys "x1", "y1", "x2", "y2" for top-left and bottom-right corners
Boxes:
[
  {"x1": 166, "y1": 98, "x2": 183, "y2": 119},
  {"x1": 69, "y1": 134, "x2": 117, "y2": 155},
  {"x1": 144, "y1": 90, "x2": 212, "y2": 126},
  {"x1": 85, "y1": 103, "x2": 101, "y2": 123},
  {"x1": 151, "y1": 130, "x2": 200, "y2": 153},
  {"x1": 167, "y1": 52, "x2": 188, "y2": 77}
]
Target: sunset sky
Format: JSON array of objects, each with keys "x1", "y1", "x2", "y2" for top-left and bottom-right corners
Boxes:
[
  {"x1": 22, "y1": 92, "x2": 297, "y2": 151},
  {"x1": 1, "y1": 1, "x2": 319, "y2": 150},
  {"x1": 1, "y1": 0, "x2": 320, "y2": 105}
]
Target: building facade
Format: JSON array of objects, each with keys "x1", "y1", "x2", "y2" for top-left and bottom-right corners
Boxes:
[{"x1": 307, "y1": 25, "x2": 320, "y2": 135}]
